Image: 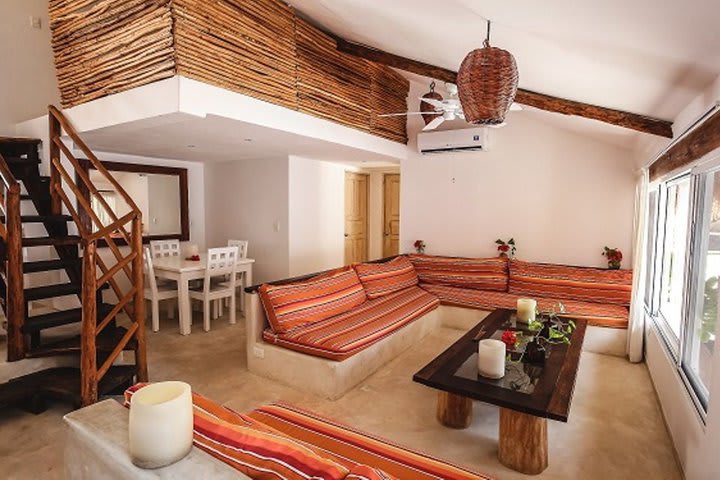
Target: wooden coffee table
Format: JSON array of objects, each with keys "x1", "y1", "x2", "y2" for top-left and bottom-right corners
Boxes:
[{"x1": 413, "y1": 309, "x2": 587, "y2": 475}]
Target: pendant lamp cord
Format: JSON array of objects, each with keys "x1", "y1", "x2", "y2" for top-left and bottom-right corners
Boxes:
[{"x1": 484, "y1": 20, "x2": 491, "y2": 47}]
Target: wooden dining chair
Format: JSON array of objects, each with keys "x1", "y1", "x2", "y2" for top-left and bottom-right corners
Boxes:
[
  {"x1": 189, "y1": 246, "x2": 238, "y2": 331},
  {"x1": 149, "y1": 239, "x2": 181, "y2": 259},
  {"x1": 143, "y1": 247, "x2": 179, "y2": 332}
]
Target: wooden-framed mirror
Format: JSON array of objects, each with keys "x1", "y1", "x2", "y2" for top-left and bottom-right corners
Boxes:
[{"x1": 77, "y1": 159, "x2": 189, "y2": 245}]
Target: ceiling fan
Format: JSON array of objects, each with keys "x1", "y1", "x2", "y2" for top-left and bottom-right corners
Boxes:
[{"x1": 380, "y1": 82, "x2": 522, "y2": 131}]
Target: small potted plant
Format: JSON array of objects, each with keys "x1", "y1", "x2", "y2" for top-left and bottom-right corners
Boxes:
[
  {"x1": 602, "y1": 246, "x2": 623, "y2": 270},
  {"x1": 495, "y1": 238, "x2": 516, "y2": 258},
  {"x1": 525, "y1": 303, "x2": 576, "y2": 364},
  {"x1": 413, "y1": 240, "x2": 426, "y2": 254}
]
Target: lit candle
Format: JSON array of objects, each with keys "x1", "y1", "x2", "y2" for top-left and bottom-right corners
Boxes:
[
  {"x1": 516, "y1": 298, "x2": 537, "y2": 323},
  {"x1": 129, "y1": 382, "x2": 194, "y2": 469},
  {"x1": 477, "y1": 339, "x2": 506, "y2": 379}
]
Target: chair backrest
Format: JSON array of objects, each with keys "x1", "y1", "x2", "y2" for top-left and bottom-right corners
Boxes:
[
  {"x1": 204, "y1": 246, "x2": 238, "y2": 290},
  {"x1": 150, "y1": 239, "x2": 181, "y2": 259},
  {"x1": 143, "y1": 247, "x2": 158, "y2": 294},
  {"x1": 227, "y1": 239, "x2": 249, "y2": 259}
]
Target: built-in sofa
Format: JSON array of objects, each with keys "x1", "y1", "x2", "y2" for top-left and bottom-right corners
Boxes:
[{"x1": 246, "y1": 255, "x2": 632, "y2": 399}]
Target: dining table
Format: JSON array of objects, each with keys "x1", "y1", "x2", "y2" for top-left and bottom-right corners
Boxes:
[{"x1": 151, "y1": 254, "x2": 255, "y2": 335}]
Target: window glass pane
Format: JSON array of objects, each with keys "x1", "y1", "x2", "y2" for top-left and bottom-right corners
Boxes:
[
  {"x1": 659, "y1": 178, "x2": 691, "y2": 341},
  {"x1": 684, "y1": 172, "x2": 720, "y2": 405},
  {"x1": 644, "y1": 190, "x2": 658, "y2": 309}
]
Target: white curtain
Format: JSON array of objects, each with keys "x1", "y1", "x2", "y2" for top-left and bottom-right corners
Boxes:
[{"x1": 627, "y1": 169, "x2": 649, "y2": 362}]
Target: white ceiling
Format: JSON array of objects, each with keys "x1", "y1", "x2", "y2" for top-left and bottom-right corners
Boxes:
[{"x1": 288, "y1": 0, "x2": 720, "y2": 147}]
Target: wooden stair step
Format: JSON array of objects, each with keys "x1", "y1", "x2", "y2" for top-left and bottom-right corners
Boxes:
[
  {"x1": 20, "y1": 194, "x2": 33, "y2": 201},
  {"x1": 22, "y1": 236, "x2": 81, "y2": 247},
  {"x1": 22, "y1": 304, "x2": 114, "y2": 332},
  {"x1": 24, "y1": 282, "x2": 80, "y2": 301},
  {"x1": 0, "y1": 366, "x2": 137, "y2": 409},
  {"x1": 26, "y1": 326, "x2": 137, "y2": 358},
  {"x1": 1, "y1": 155, "x2": 41, "y2": 165},
  {"x1": 0, "y1": 136, "x2": 42, "y2": 146},
  {"x1": 23, "y1": 258, "x2": 80, "y2": 273},
  {"x1": 1, "y1": 214, "x2": 72, "y2": 223}
]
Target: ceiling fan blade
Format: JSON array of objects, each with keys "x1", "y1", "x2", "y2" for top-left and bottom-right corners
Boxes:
[
  {"x1": 423, "y1": 116, "x2": 445, "y2": 131},
  {"x1": 379, "y1": 112, "x2": 441, "y2": 117},
  {"x1": 419, "y1": 97, "x2": 446, "y2": 109}
]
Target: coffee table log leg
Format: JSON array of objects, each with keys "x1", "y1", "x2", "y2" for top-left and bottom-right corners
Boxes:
[
  {"x1": 498, "y1": 408, "x2": 548, "y2": 475},
  {"x1": 436, "y1": 392, "x2": 472, "y2": 429}
]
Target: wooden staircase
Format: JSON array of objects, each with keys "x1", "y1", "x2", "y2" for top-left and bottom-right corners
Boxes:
[{"x1": 0, "y1": 106, "x2": 147, "y2": 410}]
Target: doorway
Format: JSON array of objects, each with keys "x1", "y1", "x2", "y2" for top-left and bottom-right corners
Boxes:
[
  {"x1": 344, "y1": 172, "x2": 369, "y2": 264},
  {"x1": 383, "y1": 174, "x2": 400, "y2": 257}
]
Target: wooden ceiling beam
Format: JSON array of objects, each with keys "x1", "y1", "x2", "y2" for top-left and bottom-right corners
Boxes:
[{"x1": 336, "y1": 39, "x2": 674, "y2": 138}]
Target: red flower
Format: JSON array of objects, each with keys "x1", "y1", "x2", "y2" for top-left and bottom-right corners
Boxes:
[
  {"x1": 501, "y1": 330, "x2": 517, "y2": 349},
  {"x1": 498, "y1": 244, "x2": 510, "y2": 252}
]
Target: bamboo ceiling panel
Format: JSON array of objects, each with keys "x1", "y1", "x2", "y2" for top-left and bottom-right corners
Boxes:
[{"x1": 49, "y1": 0, "x2": 409, "y2": 143}]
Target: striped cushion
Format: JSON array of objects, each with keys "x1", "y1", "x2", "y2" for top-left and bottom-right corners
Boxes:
[
  {"x1": 421, "y1": 283, "x2": 630, "y2": 328},
  {"x1": 247, "y1": 403, "x2": 492, "y2": 480},
  {"x1": 509, "y1": 260, "x2": 633, "y2": 306},
  {"x1": 263, "y1": 286, "x2": 440, "y2": 360},
  {"x1": 259, "y1": 266, "x2": 367, "y2": 334},
  {"x1": 123, "y1": 385, "x2": 349, "y2": 480},
  {"x1": 408, "y1": 254, "x2": 508, "y2": 292},
  {"x1": 354, "y1": 257, "x2": 419, "y2": 299}
]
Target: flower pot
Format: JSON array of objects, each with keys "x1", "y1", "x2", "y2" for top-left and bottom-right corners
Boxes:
[
  {"x1": 524, "y1": 340, "x2": 546, "y2": 365},
  {"x1": 608, "y1": 261, "x2": 621, "y2": 270}
]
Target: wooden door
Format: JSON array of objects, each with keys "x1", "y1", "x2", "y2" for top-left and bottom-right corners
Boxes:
[
  {"x1": 383, "y1": 174, "x2": 400, "y2": 257},
  {"x1": 344, "y1": 172, "x2": 368, "y2": 264}
]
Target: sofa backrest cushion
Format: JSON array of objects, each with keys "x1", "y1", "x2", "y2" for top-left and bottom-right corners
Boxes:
[
  {"x1": 259, "y1": 266, "x2": 367, "y2": 334},
  {"x1": 508, "y1": 260, "x2": 633, "y2": 306},
  {"x1": 408, "y1": 254, "x2": 508, "y2": 292},
  {"x1": 124, "y1": 384, "x2": 349, "y2": 480},
  {"x1": 354, "y1": 256, "x2": 419, "y2": 299}
]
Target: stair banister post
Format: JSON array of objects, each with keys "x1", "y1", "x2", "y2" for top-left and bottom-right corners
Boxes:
[
  {"x1": 132, "y1": 214, "x2": 148, "y2": 382},
  {"x1": 5, "y1": 184, "x2": 25, "y2": 361},
  {"x1": 80, "y1": 240, "x2": 98, "y2": 407},
  {"x1": 48, "y1": 108, "x2": 62, "y2": 216}
]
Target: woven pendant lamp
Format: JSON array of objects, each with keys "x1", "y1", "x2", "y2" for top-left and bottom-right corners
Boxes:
[
  {"x1": 420, "y1": 82, "x2": 444, "y2": 125},
  {"x1": 457, "y1": 21, "x2": 518, "y2": 125}
]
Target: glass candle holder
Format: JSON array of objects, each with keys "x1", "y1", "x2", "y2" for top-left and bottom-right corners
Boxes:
[
  {"x1": 129, "y1": 381, "x2": 193, "y2": 469},
  {"x1": 478, "y1": 339, "x2": 506, "y2": 379}
]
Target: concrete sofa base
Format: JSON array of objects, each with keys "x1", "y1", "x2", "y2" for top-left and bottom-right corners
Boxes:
[{"x1": 246, "y1": 295, "x2": 628, "y2": 400}]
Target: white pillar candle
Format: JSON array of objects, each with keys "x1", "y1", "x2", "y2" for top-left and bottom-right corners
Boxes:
[
  {"x1": 516, "y1": 298, "x2": 537, "y2": 323},
  {"x1": 129, "y1": 381, "x2": 193, "y2": 469},
  {"x1": 477, "y1": 339, "x2": 506, "y2": 379},
  {"x1": 186, "y1": 244, "x2": 199, "y2": 257}
]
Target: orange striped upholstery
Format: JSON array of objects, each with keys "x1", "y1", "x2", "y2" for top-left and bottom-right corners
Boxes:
[
  {"x1": 354, "y1": 256, "x2": 419, "y2": 299},
  {"x1": 421, "y1": 283, "x2": 630, "y2": 328},
  {"x1": 509, "y1": 260, "x2": 633, "y2": 306},
  {"x1": 248, "y1": 403, "x2": 493, "y2": 480},
  {"x1": 408, "y1": 255, "x2": 508, "y2": 292},
  {"x1": 263, "y1": 286, "x2": 440, "y2": 360},
  {"x1": 123, "y1": 385, "x2": 350, "y2": 480},
  {"x1": 259, "y1": 266, "x2": 368, "y2": 334}
]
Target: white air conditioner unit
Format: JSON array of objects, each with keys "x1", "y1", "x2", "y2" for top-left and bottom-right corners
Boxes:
[{"x1": 417, "y1": 127, "x2": 490, "y2": 155}]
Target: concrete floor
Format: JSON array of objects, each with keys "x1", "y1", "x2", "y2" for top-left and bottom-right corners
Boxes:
[{"x1": 1, "y1": 310, "x2": 683, "y2": 479}]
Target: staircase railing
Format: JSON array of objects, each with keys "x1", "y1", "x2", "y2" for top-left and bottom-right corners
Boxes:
[
  {"x1": 48, "y1": 105, "x2": 148, "y2": 406},
  {"x1": 0, "y1": 152, "x2": 25, "y2": 361}
]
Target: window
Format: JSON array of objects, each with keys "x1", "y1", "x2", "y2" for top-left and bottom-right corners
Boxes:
[
  {"x1": 644, "y1": 189, "x2": 658, "y2": 311},
  {"x1": 657, "y1": 176, "x2": 692, "y2": 349},
  {"x1": 683, "y1": 169, "x2": 720, "y2": 408}
]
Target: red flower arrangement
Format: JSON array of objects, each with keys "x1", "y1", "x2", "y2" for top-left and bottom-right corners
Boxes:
[
  {"x1": 495, "y1": 238, "x2": 516, "y2": 258},
  {"x1": 602, "y1": 246, "x2": 623, "y2": 270},
  {"x1": 501, "y1": 330, "x2": 518, "y2": 350},
  {"x1": 414, "y1": 240, "x2": 426, "y2": 254}
]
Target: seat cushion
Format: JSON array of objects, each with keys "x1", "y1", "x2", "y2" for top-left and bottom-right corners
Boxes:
[
  {"x1": 509, "y1": 260, "x2": 633, "y2": 306},
  {"x1": 408, "y1": 254, "x2": 508, "y2": 292},
  {"x1": 259, "y1": 266, "x2": 367, "y2": 334},
  {"x1": 263, "y1": 286, "x2": 440, "y2": 360},
  {"x1": 124, "y1": 385, "x2": 349, "y2": 480},
  {"x1": 247, "y1": 403, "x2": 492, "y2": 480},
  {"x1": 421, "y1": 284, "x2": 629, "y2": 328},
  {"x1": 354, "y1": 256, "x2": 419, "y2": 299}
]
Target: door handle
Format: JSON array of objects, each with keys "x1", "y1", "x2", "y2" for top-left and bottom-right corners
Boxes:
[{"x1": 344, "y1": 233, "x2": 349, "y2": 237}]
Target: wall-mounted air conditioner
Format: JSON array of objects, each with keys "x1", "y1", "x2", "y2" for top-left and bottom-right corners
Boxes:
[{"x1": 417, "y1": 127, "x2": 490, "y2": 155}]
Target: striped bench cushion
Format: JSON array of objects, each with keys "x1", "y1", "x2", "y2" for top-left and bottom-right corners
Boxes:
[
  {"x1": 263, "y1": 286, "x2": 440, "y2": 360},
  {"x1": 408, "y1": 254, "x2": 508, "y2": 292},
  {"x1": 421, "y1": 284, "x2": 630, "y2": 328},
  {"x1": 248, "y1": 403, "x2": 492, "y2": 480},
  {"x1": 259, "y1": 266, "x2": 368, "y2": 334},
  {"x1": 123, "y1": 385, "x2": 350, "y2": 480},
  {"x1": 354, "y1": 256, "x2": 419, "y2": 299},
  {"x1": 509, "y1": 260, "x2": 633, "y2": 306}
]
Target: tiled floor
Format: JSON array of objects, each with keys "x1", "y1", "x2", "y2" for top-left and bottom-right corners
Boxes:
[{"x1": 0, "y1": 311, "x2": 683, "y2": 479}]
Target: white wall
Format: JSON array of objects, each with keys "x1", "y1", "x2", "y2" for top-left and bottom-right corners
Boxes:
[
  {"x1": 204, "y1": 157, "x2": 290, "y2": 284},
  {"x1": 0, "y1": 0, "x2": 59, "y2": 135},
  {"x1": 288, "y1": 156, "x2": 345, "y2": 276},
  {"x1": 401, "y1": 97, "x2": 636, "y2": 267}
]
